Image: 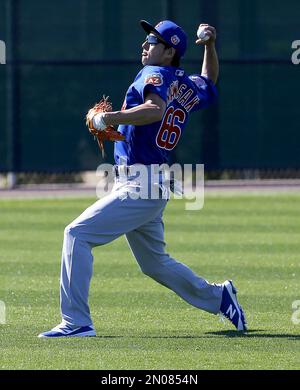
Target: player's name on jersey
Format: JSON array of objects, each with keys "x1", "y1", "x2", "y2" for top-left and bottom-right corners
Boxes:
[{"x1": 167, "y1": 80, "x2": 200, "y2": 112}]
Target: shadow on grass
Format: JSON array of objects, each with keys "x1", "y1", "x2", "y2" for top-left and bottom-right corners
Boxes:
[
  {"x1": 205, "y1": 329, "x2": 300, "y2": 339},
  {"x1": 96, "y1": 335, "x2": 203, "y2": 339},
  {"x1": 95, "y1": 330, "x2": 300, "y2": 340}
]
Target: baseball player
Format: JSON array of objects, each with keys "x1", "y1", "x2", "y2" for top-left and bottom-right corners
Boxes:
[{"x1": 39, "y1": 20, "x2": 247, "y2": 338}]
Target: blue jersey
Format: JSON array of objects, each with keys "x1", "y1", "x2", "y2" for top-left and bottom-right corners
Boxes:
[{"x1": 114, "y1": 65, "x2": 217, "y2": 165}]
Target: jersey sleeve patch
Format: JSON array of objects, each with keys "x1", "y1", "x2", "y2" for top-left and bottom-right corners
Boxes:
[
  {"x1": 187, "y1": 74, "x2": 218, "y2": 111},
  {"x1": 144, "y1": 73, "x2": 164, "y2": 86},
  {"x1": 189, "y1": 75, "x2": 207, "y2": 89}
]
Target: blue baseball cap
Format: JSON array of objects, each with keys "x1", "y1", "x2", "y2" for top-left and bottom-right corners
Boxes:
[{"x1": 140, "y1": 20, "x2": 187, "y2": 58}]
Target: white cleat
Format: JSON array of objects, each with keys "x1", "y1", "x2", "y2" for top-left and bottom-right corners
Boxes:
[
  {"x1": 38, "y1": 323, "x2": 96, "y2": 338},
  {"x1": 219, "y1": 280, "x2": 248, "y2": 331}
]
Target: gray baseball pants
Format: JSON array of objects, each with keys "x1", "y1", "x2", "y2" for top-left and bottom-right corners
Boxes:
[{"x1": 60, "y1": 173, "x2": 223, "y2": 327}]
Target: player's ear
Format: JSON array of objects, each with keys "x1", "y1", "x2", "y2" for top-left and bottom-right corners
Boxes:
[{"x1": 166, "y1": 47, "x2": 176, "y2": 59}]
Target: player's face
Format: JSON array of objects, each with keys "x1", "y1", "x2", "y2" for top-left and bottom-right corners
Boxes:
[{"x1": 141, "y1": 34, "x2": 171, "y2": 66}]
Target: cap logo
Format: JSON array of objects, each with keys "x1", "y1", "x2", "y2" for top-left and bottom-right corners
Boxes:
[{"x1": 171, "y1": 35, "x2": 180, "y2": 45}]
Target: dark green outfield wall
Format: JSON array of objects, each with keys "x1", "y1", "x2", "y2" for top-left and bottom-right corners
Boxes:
[{"x1": 0, "y1": 0, "x2": 299, "y2": 171}]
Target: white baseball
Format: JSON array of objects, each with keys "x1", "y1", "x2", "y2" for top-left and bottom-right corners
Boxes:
[{"x1": 197, "y1": 26, "x2": 209, "y2": 41}]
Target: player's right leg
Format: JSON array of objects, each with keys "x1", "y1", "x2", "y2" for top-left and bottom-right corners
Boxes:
[
  {"x1": 126, "y1": 213, "x2": 223, "y2": 314},
  {"x1": 126, "y1": 214, "x2": 247, "y2": 331}
]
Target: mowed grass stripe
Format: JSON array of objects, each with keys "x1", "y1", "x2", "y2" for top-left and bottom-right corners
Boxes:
[{"x1": 0, "y1": 193, "x2": 299, "y2": 369}]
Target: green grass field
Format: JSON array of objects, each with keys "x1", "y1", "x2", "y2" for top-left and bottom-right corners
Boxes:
[{"x1": 0, "y1": 192, "x2": 299, "y2": 370}]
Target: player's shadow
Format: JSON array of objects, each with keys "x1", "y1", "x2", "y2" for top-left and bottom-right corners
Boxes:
[
  {"x1": 204, "y1": 329, "x2": 300, "y2": 339},
  {"x1": 96, "y1": 330, "x2": 300, "y2": 340}
]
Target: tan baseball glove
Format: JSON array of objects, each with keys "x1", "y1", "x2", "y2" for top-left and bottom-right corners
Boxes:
[{"x1": 85, "y1": 96, "x2": 125, "y2": 156}]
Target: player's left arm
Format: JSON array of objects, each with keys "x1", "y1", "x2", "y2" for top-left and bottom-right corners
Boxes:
[
  {"x1": 196, "y1": 24, "x2": 219, "y2": 84},
  {"x1": 101, "y1": 93, "x2": 166, "y2": 127}
]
